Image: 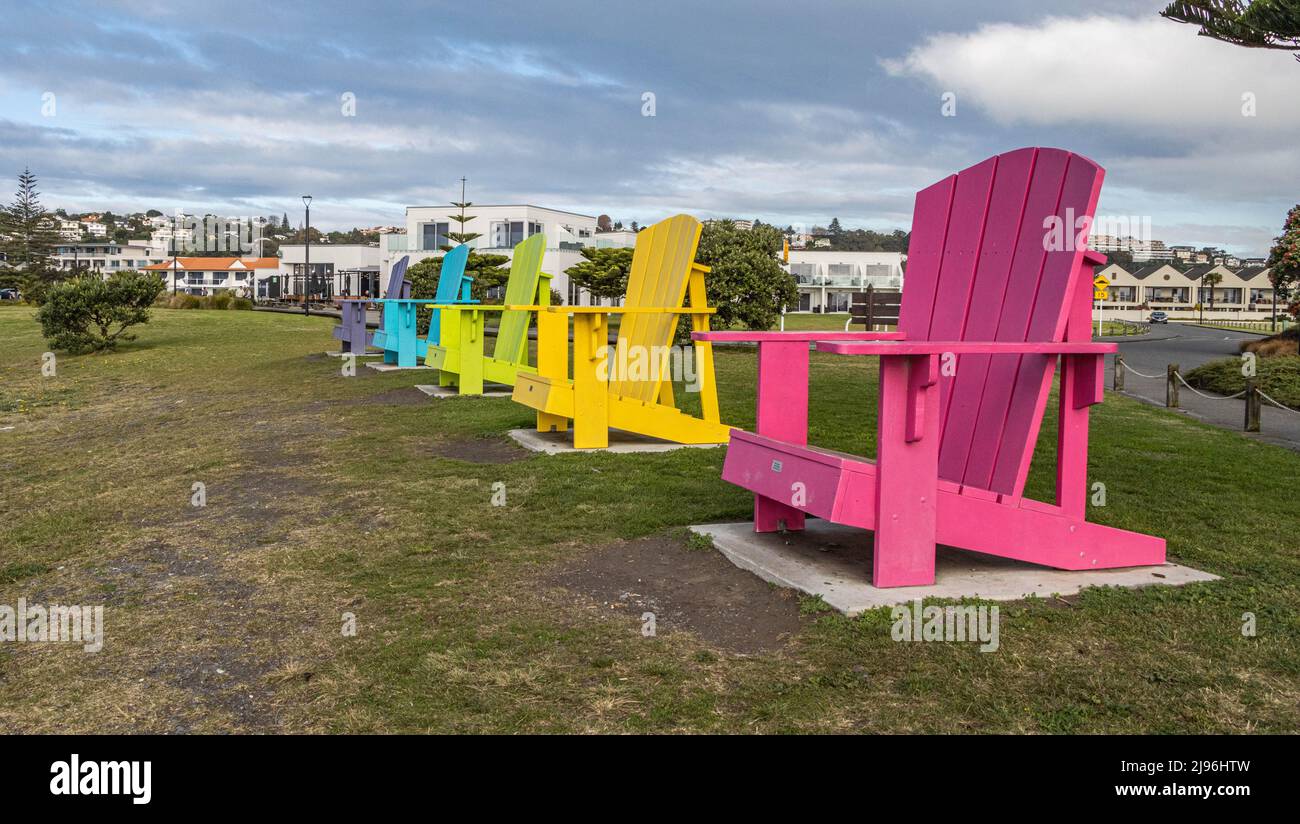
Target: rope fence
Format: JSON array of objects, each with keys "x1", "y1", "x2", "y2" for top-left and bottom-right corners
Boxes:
[
  {"x1": 1112, "y1": 353, "x2": 1297, "y2": 434},
  {"x1": 1175, "y1": 371, "x2": 1247, "y2": 400},
  {"x1": 1256, "y1": 388, "x2": 1300, "y2": 415}
]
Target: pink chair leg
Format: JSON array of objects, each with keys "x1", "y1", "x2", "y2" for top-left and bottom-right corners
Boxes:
[
  {"x1": 873, "y1": 355, "x2": 940, "y2": 587},
  {"x1": 754, "y1": 495, "x2": 806, "y2": 532},
  {"x1": 751, "y1": 340, "x2": 811, "y2": 533}
]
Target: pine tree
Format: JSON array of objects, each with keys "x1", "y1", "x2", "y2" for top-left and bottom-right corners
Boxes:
[
  {"x1": 1, "y1": 168, "x2": 59, "y2": 294},
  {"x1": 444, "y1": 177, "x2": 481, "y2": 248}
]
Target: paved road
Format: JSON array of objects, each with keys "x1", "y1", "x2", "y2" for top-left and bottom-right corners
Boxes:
[{"x1": 1103, "y1": 323, "x2": 1300, "y2": 452}]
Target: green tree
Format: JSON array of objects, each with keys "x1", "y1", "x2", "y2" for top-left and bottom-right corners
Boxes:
[
  {"x1": 564, "y1": 247, "x2": 634, "y2": 301},
  {"x1": 1, "y1": 168, "x2": 59, "y2": 298},
  {"x1": 406, "y1": 251, "x2": 510, "y2": 334},
  {"x1": 1267, "y1": 204, "x2": 1300, "y2": 308},
  {"x1": 36, "y1": 270, "x2": 165, "y2": 354},
  {"x1": 1162, "y1": 1, "x2": 1300, "y2": 59},
  {"x1": 695, "y1": 221, "x2": 798, "y2": 331},
  {"x1": 1267, "y1": 204, "x2": 1300, "y2": 279}
]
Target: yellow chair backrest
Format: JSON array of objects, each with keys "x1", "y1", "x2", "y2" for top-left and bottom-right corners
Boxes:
[{"x1": 611, "y1": 214, "x2": 702, "y2": 402}]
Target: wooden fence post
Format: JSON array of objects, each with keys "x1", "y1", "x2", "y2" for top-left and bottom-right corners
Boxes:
[
  {"x1": 1166, "y1": 363, "x2": 1179, "y2": 408},
  {"x1": 1245, "y1": 378, "x2": 1261, "y2": 432},
  {"x1": 1114, "y1": 353, "x2": 1125, "y2": 391}
]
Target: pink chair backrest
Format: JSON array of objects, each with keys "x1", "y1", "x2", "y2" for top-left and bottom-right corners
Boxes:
[{"x1": 896, "y1": 147, "x2": 1104, "y2": 497}]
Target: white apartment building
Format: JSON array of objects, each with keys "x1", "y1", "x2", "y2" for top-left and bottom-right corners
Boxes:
[
  {"x1": 83, "y1": 222, "x2": 107, "y2": 238},
  {"x1": 785, "y1": 250, "x2": 906, "y2": 312},
  {"x1": 379, "y1": 204, "x2": 615, "y2": 305},
  {"x1": 52, "y1": 239, "x2": 171, "y2": 273},
  {"x1": 1089, "y1": 234, "x2": 1175, "y2": 263}
]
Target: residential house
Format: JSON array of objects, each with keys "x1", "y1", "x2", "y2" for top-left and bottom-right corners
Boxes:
[
  {"x1": 1095, "y1": 262, "x2": 1278, "y2": 320},
  {"x1": 785, "y1": 250, "x2": 905, "y2": 313},
  {"x1": 142, "y1": 257, "x2": 281, "y2": 296}
]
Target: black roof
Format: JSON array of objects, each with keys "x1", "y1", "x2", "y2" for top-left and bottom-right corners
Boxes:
[
  {"x1": 1235, "y1": 266, "x2": 1272, "y2": 281},
  {"x1": 1130, "y1": 264, "x2": 1173, "y2": 280}
]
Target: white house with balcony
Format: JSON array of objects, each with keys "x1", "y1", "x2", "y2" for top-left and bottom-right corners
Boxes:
[
  {"x1": 53, "y1": 239, "x2": 172, "y2": 274},
  {"x1": 1092, "y1": 262, "x2": 1279, "y2": 320},
  {"x1": 784, "y1": 250, "x2": 906, "y2": 312},
  {"x1": 142, "y1": 257, "x2": 281, "y2": 296},
  {"x1": 379, "y1": 204, "x2": 615, "y2": 305}
]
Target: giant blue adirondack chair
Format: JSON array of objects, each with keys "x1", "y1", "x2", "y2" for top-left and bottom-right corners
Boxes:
[
  {"x1": 334, "y1": 256, "x2": 410, "y2": 355},
  {"x1": 372, "y1": 244, "x2": 475, "y2": 367}
]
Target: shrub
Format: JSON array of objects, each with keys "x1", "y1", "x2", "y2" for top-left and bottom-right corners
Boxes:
[
  {"x1": 159, "y1": 292, "x2": 253, "y2": 310},
  {"x1": 1187, "y1": 355, "x2": 1300, "y2": 408},
  {"x1": 1242, "y1": 327, "x2": 1298, "y2": 357},
  {"x1": 36, "y1": 270, "x2": 165, "y2": 354}
]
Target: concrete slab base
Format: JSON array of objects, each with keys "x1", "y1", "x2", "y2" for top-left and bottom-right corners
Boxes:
[
  {"x1": 325, "y1": 350, "x2": 382, "y2": 358},
  {"x1": 415, "y1": 384, "x2": 513, "y2": 399},
  {"x1": 364, "y1": 362, "x2": 432, "y2": 372},
  {"x1": 508, "y1": 428, "x2": 725, "y2": 455},
  {"x1": 690, "y1": 520, "x2": 1219, "y2": 615}
]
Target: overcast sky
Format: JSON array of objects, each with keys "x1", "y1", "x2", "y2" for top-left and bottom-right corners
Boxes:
[{"x1": 2, "y1": 0, "x2": 1295, "y2": 254}]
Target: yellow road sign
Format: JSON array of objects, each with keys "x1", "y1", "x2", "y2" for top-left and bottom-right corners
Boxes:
[
  {"x1": 1093, "y1": 274, "x2": 1110, "y2": 288},
  {"x1": 1094, "y1": 289, "x2": 1109, "y2": 300}
]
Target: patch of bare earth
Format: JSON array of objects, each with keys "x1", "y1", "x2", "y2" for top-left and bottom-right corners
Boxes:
[
  {"x1": 1, "y1": 421, "x2": 351, "y2": 733},
  {"x1": 547, "y1": 535, "x2": 805, "y2": 655},
  {"x1": 428, "y1": 437, "x2": 530, "y2": 464}
]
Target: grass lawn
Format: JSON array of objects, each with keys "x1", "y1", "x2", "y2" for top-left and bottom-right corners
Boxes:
[
  {"x1": 1, "y1": 305, "x2": 1298, "y2": 733},
  {"x1": 772, "y1": 312, "x2": 852, "y2": 331}
]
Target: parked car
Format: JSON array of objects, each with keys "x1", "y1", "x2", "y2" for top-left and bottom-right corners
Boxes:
[
  {"x1": 0, "y1": 288, "x2": 18, "y2": 301},
  {"x1": 1148, "y1": 311, "x2": 1168, "y2": 324}
]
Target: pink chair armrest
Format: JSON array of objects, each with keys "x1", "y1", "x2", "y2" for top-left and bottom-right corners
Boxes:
[
  {"x1": 816, "y1": 340, "x2": 1117, "y2": 356},
  {"x1": 692, "y1": 330, "x2": 906, "y2": 342}
]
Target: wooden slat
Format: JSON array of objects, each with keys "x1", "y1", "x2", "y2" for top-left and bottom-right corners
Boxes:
[
  {"x1": 493, "y1": 233, "x2": 546, "y2": 363},
  {"x1": 961, "y1": 148, "x2": 1072, "y2": 494},
  {"x1": 896, "y1": 178, "x2": 956, "y2": 339},
  {"x1": 610, "y1": 215, "x2": 701, "y2": 402},
  {"x1": 990, "y1": 152, "x2": 1104, "y2": 494},
  {"x1": 937, "y1": 147, "x2": 1036, "y2": 484}
]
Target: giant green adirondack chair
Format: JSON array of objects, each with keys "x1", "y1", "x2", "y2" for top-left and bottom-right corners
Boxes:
[{"x1": 425, "y1": 233, "x2": 551, "y2": 395}]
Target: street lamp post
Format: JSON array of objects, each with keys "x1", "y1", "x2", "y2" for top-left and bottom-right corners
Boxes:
[{"x1": 302, "y1": 195, "x2": 312, "y2": 316}]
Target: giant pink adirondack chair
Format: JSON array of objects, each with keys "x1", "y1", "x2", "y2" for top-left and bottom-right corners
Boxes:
[{"x1": 694, "y1": 147, "x2": 1166, "y2": 588}]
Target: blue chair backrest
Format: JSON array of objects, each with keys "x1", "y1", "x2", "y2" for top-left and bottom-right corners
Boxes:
[{"x1": 433, "y1": 244, "x2": 472, "y2": 302}]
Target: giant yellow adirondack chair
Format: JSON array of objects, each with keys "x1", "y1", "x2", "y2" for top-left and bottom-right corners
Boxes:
[
  {"x1": 512, "y1": 214, "x2": 731, "y2": 448},
  {"x1": 425, "y1": 233, "x2": 551, "y2": 395}
]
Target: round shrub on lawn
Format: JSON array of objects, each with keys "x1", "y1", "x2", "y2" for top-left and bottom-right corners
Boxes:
[{"x1": 36, "y1": 270, "x2": 166, "y2": 354}]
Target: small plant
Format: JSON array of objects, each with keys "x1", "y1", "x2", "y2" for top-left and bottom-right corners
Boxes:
[
  {"x1": 684, "y1": 530, "x2": 715, "y2": 552},
  {"x1": 36, "y1": 270, "x2": 164, "y2": 354}
]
